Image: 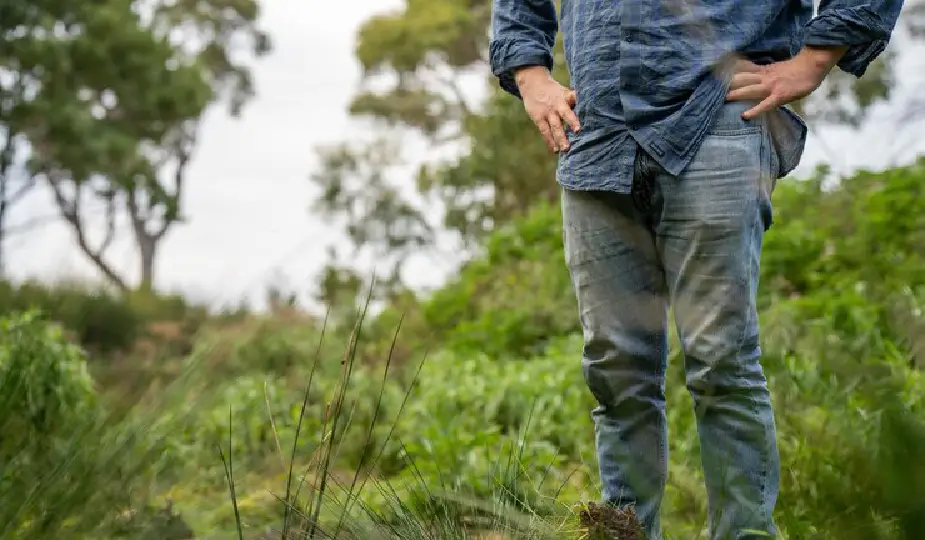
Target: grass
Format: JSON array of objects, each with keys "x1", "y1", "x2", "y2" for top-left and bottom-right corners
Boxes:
[{"x1": 213, "y1": 290, "x2": 644, "y2": 540}]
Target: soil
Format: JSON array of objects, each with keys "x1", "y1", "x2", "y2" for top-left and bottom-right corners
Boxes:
[{"x1": 578, "y1": 502, "x2": 646, "y2": 540}]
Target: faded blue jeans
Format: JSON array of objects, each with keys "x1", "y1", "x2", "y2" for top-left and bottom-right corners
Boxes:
[{"x1": 562, "y1": 102, "x2": 783, "y2": 540}]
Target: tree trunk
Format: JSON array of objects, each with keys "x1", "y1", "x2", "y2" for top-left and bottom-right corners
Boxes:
[
  {"x1": 137, "y1": 235, "x2": 157, "y2": 294},
  {"x1": 0, "y1": 181, "x2": 7, "y2": 277},
  {"x1": 0, "y1": 136, "x2": 11, "y2": 278}
]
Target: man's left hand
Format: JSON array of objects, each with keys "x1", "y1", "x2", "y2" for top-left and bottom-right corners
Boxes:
[{"x1": 726, "y1": 46, "x2": 848, "y2": 120}]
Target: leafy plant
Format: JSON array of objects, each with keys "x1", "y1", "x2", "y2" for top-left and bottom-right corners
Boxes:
[{"x1": 0, "y1": 311, "x2": 202, "y2": 539}]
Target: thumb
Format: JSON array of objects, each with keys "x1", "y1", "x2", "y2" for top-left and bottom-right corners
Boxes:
[{"x1": 567, "y1": 89, "x2": 577, "y2": 108}]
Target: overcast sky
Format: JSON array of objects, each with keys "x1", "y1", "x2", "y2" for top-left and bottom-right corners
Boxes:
[{"x1": 8, "y1": 1, "x2": 925, "y2": 309}]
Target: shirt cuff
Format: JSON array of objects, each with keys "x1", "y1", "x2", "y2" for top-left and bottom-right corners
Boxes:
[
  {"x1": 802, "y1": 8, "x2": 890, "y2": 77},
  {"x1": 489, "y1": 41, "x2": 554, "y2": 99}
]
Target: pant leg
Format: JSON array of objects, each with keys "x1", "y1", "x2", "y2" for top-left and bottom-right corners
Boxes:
[
  {"x1": 561, "y1": 187, "x2": 670, "y2": 540},
  {"x1": 654, "y1": 102, "x2": 781, "y2": 539}
]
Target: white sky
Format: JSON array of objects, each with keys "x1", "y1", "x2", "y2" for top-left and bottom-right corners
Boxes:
[{"x1": 7, "y1": 1, "x2": 925, "y2": 310}]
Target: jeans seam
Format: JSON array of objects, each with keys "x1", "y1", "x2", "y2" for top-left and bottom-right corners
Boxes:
[
  {"x1": 656, "y1": 335, "x2": 667, "y2": 495},
  {"x1": 755, "y1": 125, "x2": 774, "y2": 521}
]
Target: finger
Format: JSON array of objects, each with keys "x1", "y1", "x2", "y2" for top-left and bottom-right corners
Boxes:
[
  {"x1": 557, "y1": 103, "x2": 581, "y2": 133},
  {"x1": 548, "y1": 113, "x2": 570, "y2": 151},
  {"x1": 566, "y1": 89, "x2": 577, "y2": 108},
  {"x1": 534, "y1": 116, "x2": 557, "y2": 151},
  {"x1": 728, "y1": 72, "x2": 763, "y2": 90},
  {"x1": 742, "y1": 94, "x2": 779, "y2": 120},
  {"x1": 726, "y1": 84, "x2": 770, "y2": 102}
]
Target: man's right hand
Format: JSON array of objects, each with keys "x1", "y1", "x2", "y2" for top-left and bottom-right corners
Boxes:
[{"x1": 515, "y1": 66, "x2": 581, "y2": 153}]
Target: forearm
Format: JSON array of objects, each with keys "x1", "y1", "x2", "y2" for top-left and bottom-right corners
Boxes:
[
  {"x1": 803, "y1": 0, "x2": 903, "y2": 76},
  {"x1": 489, "y1": 0, "x2": 558, "y2": 98},
  {"x1": 794, "y1": 44, "x2": 848, "y2": 73}
]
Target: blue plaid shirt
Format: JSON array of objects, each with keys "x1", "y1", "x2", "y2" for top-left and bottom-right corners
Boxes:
[{"x1": 489, "y1": 0, "x2": 903, "y2": 192}]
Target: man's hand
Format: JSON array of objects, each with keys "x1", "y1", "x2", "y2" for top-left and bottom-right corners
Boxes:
[
  {"x1": 726, "y1": 46, "x2": 848, "y2": 120},
  {"x1": 515, "y1": 66, "x2": 581, "y2": 152}
]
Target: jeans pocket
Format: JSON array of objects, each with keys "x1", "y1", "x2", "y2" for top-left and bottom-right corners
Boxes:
[{"x1": 765, "y1": 106, "x2": 808, "y2": 179}]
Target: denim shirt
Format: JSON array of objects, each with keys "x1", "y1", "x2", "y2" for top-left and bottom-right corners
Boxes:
[{"x1": 489, "y1": 0, "x2": 904, "y2": 193}]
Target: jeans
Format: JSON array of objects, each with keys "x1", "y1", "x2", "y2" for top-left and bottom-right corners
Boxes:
[{"x1": 562, "y1": 101, "x2": 781, "y2": 540}]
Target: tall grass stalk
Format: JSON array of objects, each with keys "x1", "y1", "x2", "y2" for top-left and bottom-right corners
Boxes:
[{"x1": 218, "y1": 288, "x2": 585, "y2": 540}]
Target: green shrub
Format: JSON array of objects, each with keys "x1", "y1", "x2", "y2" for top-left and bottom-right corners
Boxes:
[
  {"x1": 0, "y1": 280, "x2": 142, "y2": 353},
  {"x1": 0, "y1": 311, "x2": 196, "y2": 539},
  {"x1": 0, "y1": 311, "x2": 97, "y2": 452},
  {"x1": 0, "y1": 279, "x2": 210, "y2": 356},
  {"x1": 359, "y1": 201, "x2": 577, "y2": 364}
]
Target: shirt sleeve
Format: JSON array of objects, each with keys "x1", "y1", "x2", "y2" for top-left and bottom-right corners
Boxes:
[
  {"x1": 489, "y1": 0, "x2": 558, "y2": 99},
  {"x1": 802, "y1": 0, "x2": 904, "y2": 77}
]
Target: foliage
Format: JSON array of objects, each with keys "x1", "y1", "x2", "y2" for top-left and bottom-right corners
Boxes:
[
  {"x1": 0, "y1": 311, "x2": 190, "y2": 539},
  {"x1": 762, "y1": 161, "x2": 925, "y2": 296},
  {"x1": 374, "y1": 341, "x2": 595, "y2": 498},
  {"x1": 760, "y1": 160, "x2": 925, "y2": 362},
  {"x1": 0, "y1": 278, "x2": 208, "y2": 355},
  {"x1": 352, "y1": 199, "x2": 574, "y2": 366},
  {"x1": 420, "y1": 200, "x2": 575, "y2": 357},
  {"x1": 0, "y1": 311, "x2": 97, "y2": 442}
]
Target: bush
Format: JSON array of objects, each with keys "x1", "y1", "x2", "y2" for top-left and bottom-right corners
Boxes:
[
  {"x1": 0, "y1": 279, "x2": 210, "y2": 356},
  {"x1": 359, "y1": 201, "x2": 577, "y2": 365},
  {"x1": 0, "y1": 311, "x2": 195, "y2": 539},
  {"x1": 0, "y1": 280, "x2": 142, "y2": 353},
  {"x1": 0, "y1": 310, "x2": 98, "y2": 463}
]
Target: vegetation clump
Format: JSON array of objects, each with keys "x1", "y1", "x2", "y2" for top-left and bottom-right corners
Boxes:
[{"x1": 578, "y1": 502, "x2": 646, "y2": 540}]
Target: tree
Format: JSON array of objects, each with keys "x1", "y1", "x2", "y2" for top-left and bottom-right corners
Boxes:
[
  {"x1": 307, "y1": 0, "x2": 496, "y2": 309},
  {"x1": 311, "y1": 136, "x2": 433, "y2": 313},
  {"x1": 1, "y1": 0, "x2": 269, "y2": 293}
]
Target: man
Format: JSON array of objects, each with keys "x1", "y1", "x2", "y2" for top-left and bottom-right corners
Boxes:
[{"x1": 489, "y1": 0, "x2": 903, "y2": 538}]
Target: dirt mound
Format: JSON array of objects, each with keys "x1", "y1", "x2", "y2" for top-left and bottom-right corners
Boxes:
[{"x1": 578, "y1": 502, "x2": 646, "y2": 540}]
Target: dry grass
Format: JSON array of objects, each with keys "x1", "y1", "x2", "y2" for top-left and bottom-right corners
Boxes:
[{"x1": 578, "y1": 502, "x2": 645, "y2": 540}]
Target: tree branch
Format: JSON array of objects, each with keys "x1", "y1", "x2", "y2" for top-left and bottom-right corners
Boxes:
[
  {"x1": 100, "y1": 193, "x2": 117, "y2": 254},
  {"x1": 47, "y1": 172, "x2": 129, "y2": 293},
  {"x1": 126, "y1": 186, "x2": 148, "y2": 243},
  {"x1": 422, "y1": 59, "x2": 472, "y2": 124},
  {"x1": 154, "y1": 133, "x2": 193, "y2": 240},
  {"x1": 441, "y1": 73, "x2": 471, "y2": 119},
  {"x1": 8, "y1": 179, "x2": 34, "y2": 205}
]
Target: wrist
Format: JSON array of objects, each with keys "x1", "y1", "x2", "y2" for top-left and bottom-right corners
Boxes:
[
  {"x1": 797, "y1": 45, "x2": 848, "y2": 72},
  {"x1": 514, "y1": 65, "x2": 552, "y2": 89}
]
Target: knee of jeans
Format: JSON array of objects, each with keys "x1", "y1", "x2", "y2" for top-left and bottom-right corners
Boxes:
[
  {"x1": 683, "y1": 331, "x2": 767, "y2": 396},
  {"x1": 582, "y1": 338, "x2": 664, "y2": 410}
]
